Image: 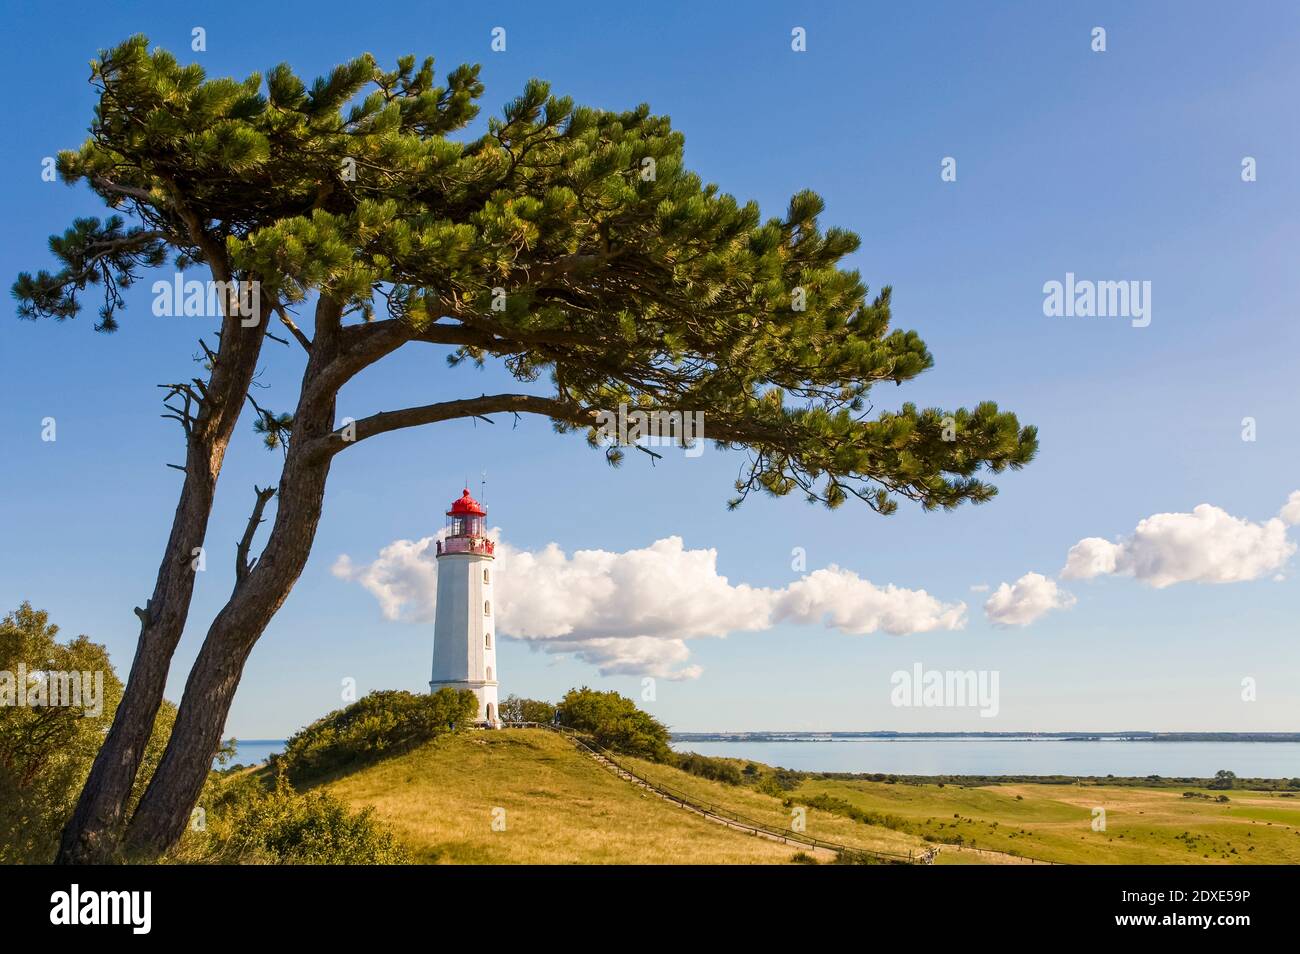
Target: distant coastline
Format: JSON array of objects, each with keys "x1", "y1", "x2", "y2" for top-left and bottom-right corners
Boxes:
[
  {"x1": 225, "y1": 732, "x2": 1300, "y2": 779},
  {"x1": 233, "y1": 732, "x2": 1300, "y2": 746},
  {"x1": 670, "y1": 732, "x2": 1300, "y2": 743}
]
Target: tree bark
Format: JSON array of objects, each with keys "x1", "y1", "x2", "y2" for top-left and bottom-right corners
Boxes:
[
  {"x1": 122, "y1": 302, "x2": 343, "y2": 859},
  {"x1": 55, "y1": 307, "x2": 265, "y2": 864}
]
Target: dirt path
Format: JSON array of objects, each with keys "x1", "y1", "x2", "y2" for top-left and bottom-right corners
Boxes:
[{"x1": 535, "y1": 725, "x2": 933, "y2": 864}]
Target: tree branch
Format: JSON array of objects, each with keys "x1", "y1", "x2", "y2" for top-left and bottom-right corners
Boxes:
[
  {"x1": 305, "y1": 394, "x2": 600, "y2": 461},
  {"x1": 234, "y1": 485, "x2": 278, "y2": 589},
  {"x1": 271, "y1": 302, "x2": 312, "y2": 352}
]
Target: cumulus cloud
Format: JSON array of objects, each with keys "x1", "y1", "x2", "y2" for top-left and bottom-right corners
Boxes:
[
  {"x1": 983, "y1": 572, "x2": 1076, "y2": 627},
  {"x1": 497, "y1": 537, "x2": 775, "y2": 643},
  {"x1": 331, "y1": 539, "x2": 441, "y2": 622},
  {"x1": 1061, "y1": 502, "x2": 1296, "y2": 588},
  {"x1": 1060, "y1": 537, "x2": 1121, "y2": 580},
  {"x1": 774, "y1": 567, "x2": 967, "y2": 635},
  {"x1": 1279, "y1": 490, "x2": 1300, "y2": 527},
  {"x1": 333, "y1": 535, "x2": 966, "y2": 679}
]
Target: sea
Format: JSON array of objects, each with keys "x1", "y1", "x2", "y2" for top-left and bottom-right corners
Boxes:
[
  {"x1": 668, "y1": 737, "x2": 1300, "y2": 778},
  {"x1": 223, "y1": 739, "x2": 285, "y2": 767},
  {"x1": 226, "y1": 735, "x2": 1300, "y2": 778}
]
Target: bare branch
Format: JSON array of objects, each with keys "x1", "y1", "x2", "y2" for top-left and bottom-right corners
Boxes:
[
  {"x1": 271, "y1": 302, "x2": 312, "y2": 352},
  {"x1": 234, "y1": 485, "x2": 278, "y2": 589},
  {"x1": 157, "y1": 383, "x2": 200, "y2": 437}
]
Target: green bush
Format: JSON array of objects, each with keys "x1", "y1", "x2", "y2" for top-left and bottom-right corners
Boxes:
[
  {"x1": 272, "y1": 688, "x2": 478, "y2": 785},
  {"x1": 177, "y1": 774, "x2": 408, "y2": 864},
  {"x1": 754, "y1": 767, "x2": 805, "y2": 796},
  {"x1": 673, "y1": 752, "x2": 743, "y2": 785},
  {"x1": 499, "y1": 694, "x2": 557, "y2": 724},
  {"x1": 794, "y1": 792, "x2": 912, "y2": 834},
  {"x1": 556, "y1": 687, "x2": 672, "y2": 761}
]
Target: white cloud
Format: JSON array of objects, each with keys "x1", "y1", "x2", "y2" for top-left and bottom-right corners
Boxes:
[
  {"x1": 774, "y1": 566, "x2": 966, "y2": 635},
  {"x1": 1279, "y1": 490, "x2": 1300, "y2": 527},
  {"x1": 1060, "y1": 537, "x2": 1121, "y2": 580},
  {"x1": 331, "y1": 539, "x2": 440, "y2": 622},
  {"x1": 334, "y1": 535, "x2": 965, "y2": 679},
  {"x1": 1061, "y1": 503, "x2": 1296, "y2": 588},
  {"x1": 983, "y1": 572, "x2": 1076, "y2": 627},
  {"x1": 497, "y1": 537, "x2": 776, "y2": 643}
]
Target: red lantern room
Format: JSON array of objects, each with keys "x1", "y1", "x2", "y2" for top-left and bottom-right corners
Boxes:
[{"x1": 436, "y1": 489, "x2": 494, "y2": 557}]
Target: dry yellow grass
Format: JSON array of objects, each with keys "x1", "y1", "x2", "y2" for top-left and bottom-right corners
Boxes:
[{"x1": 321, "y1": 728, "x2": 818, "y2": 864}]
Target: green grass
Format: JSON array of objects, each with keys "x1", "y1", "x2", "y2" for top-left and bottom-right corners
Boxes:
[
  {"x1": 794, "y1": 777, "x2": 1300, "y2": 864},
  {"x1": 319, "y1": 728, "x2": 824, "y2": 863},
  {"x1": 617, "y1": 752, "x2": 940, "y2": 861}
]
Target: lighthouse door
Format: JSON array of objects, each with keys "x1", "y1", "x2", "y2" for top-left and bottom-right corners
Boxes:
[{"x1": 486, "y1": 703, "x2": 494, "y2": 723}]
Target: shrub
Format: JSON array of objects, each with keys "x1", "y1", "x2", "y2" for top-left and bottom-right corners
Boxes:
[
  {"x1": 499, "y1": 694, "x2": 557, "y2": 724},
  {"x1": 272, "y1": 688, "x2": 478, "y2": 785},
  {"x1": 176, "y1": 774, "x2": 408, "y2": 864},
  {"x1": 556, "y1": 687, "x2": 672, "y2": 761},
  {"x1": 752, "y1": 768, "x2": 804, "y2": 797},
  {"x1": 673, "y1": 752, "x2": 743, "y2": 785},
  {"x1": 795, "y1": 793, "x2": 912, "y2": 834}
]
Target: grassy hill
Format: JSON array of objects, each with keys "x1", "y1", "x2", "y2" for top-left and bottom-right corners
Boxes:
[{"x1": 319, "y1": 728, "x2": 827, "y2": 864}]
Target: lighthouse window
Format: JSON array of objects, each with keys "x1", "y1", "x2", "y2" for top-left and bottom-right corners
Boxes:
[
  {"x1": 485, "y1": 632, "x2": 492, "y2": 649},
  {"x1": 484, "y1": 600, "x2": 491, "y2": 616},
  {"x1": 486, "y1": 667, "x2": 493, "y2": 681},
  {"x1": 483, "y1": 568, "x2": 490, "y2": 584}
]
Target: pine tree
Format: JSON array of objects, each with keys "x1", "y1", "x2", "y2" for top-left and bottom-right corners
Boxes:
[{"x1": 15, "y1": 37, "x2": 1037, "y2": 861}]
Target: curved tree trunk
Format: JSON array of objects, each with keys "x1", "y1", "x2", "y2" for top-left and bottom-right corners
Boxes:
[
  {"x1": 123, "y1": 453, "x2": 333, "y2": 857},
  {"x1": 55, "y1": 313, "x2": 265, "y2": 864},
  {"x1": 122, "y1": 313, "x2": 340, "y2": 859}
]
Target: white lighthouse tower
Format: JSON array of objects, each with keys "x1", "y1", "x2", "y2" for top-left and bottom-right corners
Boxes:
[{"x1": 429, "y1": 488, "x2": 501, "y2": 727}]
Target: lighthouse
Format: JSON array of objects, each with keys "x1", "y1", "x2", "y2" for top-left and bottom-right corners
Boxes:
[{"x1": 429, "y1": 488, "x2": 500, "y2": 727}]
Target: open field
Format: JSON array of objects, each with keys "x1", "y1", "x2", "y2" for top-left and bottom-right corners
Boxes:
[{"x1": 795, "y1": 776, "x2": 1300, "y2": 864}]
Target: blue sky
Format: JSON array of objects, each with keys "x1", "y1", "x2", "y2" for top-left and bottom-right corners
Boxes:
[{"x1": 2, "y1": 1, "x2": 1299, "y2": 738}]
